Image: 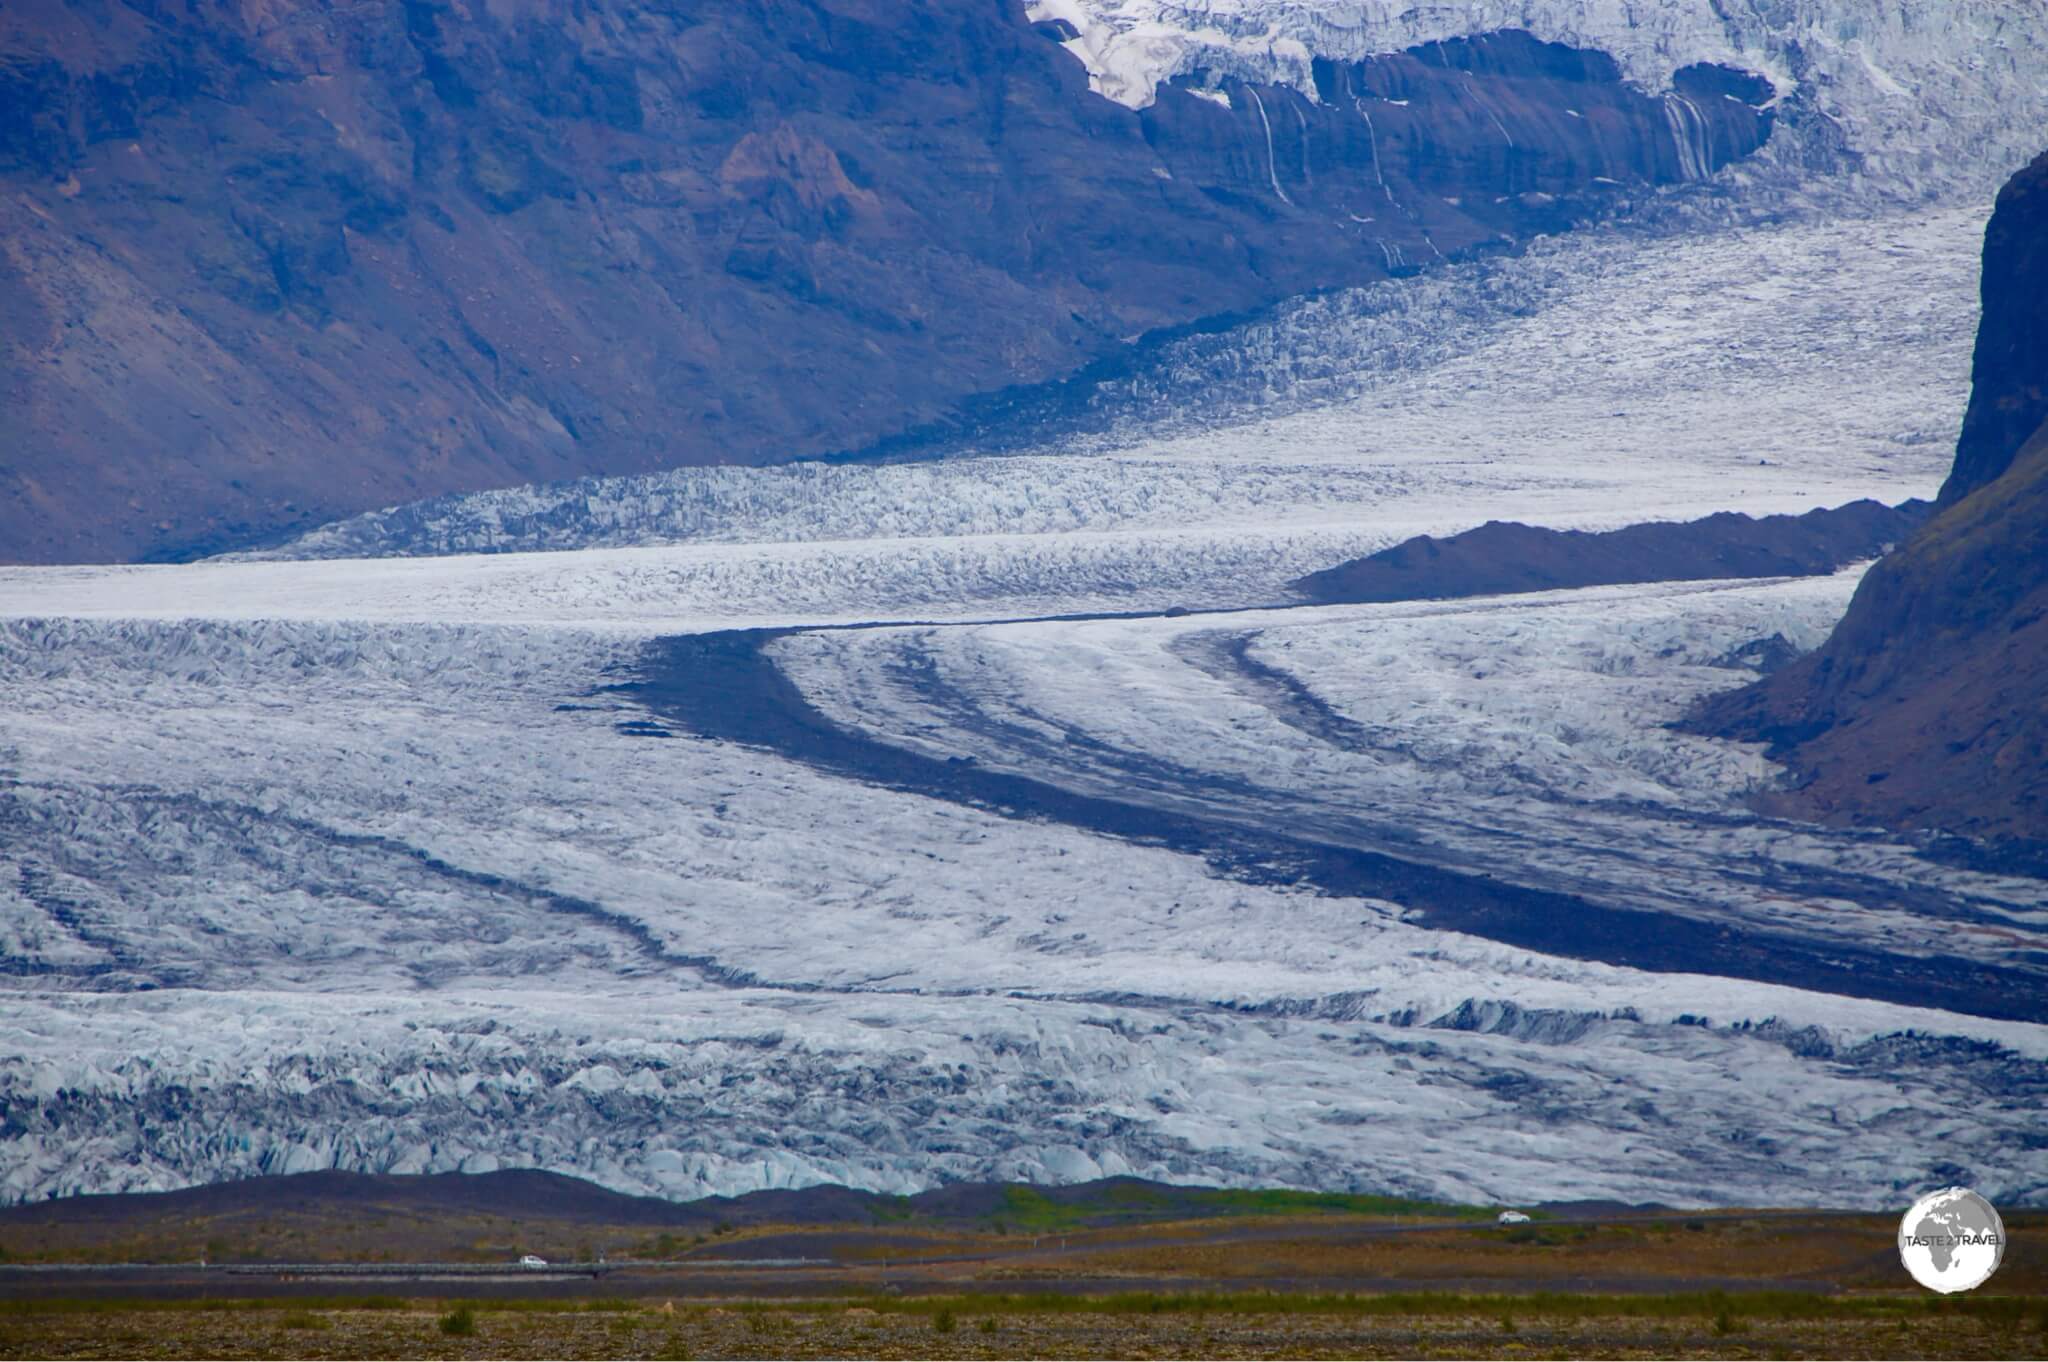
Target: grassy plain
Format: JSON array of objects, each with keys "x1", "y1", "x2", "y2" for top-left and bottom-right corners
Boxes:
[
  {"x1": 3, "y1": 1291, "x2": 2045, "y2": 1360},
  {"x1": 3, "y1": 1175, "x2": 2040, "y2": 1359}
]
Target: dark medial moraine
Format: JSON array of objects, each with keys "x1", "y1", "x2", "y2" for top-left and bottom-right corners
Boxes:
[{"x1": 622, "y1": 627, "x2": 2048, "y2": 1024}]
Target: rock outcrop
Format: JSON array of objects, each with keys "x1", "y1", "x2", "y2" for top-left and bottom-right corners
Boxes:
[
  {"x1": 1293, "y1": 499, "x2": 1925, "y2": 605},
  {"x1": 0, "y1": 3, "x2": 1769, "y2": 563},
  {"x1": 1691, "y1": 150, "x2": 2048, "y2": 843},
  {"x1": 1939, "y1": 153, "x2": 2048, "y2": 504}
]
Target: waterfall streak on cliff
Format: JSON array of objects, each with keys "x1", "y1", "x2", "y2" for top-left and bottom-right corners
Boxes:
[
  {"x1": 1247, "y1": 88, "x2": 1296, "y2": 204},
  {"x1": 1353, "y1": 99, "x2": 1393, "y2": 198},
  {"x1": 1030, "y1": 0, "x2": 2048, "y2": 198},
  {"x1": 1663, "y1": 92, "x2": 1713, "y2": 181},
  {"x1": 1467, "y1": 73, "x2": 1518, "y2": 148}
]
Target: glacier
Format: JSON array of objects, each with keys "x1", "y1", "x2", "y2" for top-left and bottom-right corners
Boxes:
[
  {"x1": 4, "y1": 0, "x2": 2046, "y2": 1208},
  {"x1": 241, "y1": 205, "x2": 1979, "y2": 569},
  {"x1": 3, "y1": 600, "x2": 2045, "y2": 1209},
  {"x1": 5, "y1": 196, "x2": 2039, "y2": 1202},
  {"x1": 770, "y1": 573, "x2": 2048, "y2": 991}
]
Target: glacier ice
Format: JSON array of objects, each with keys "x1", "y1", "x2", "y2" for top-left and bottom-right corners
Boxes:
[
  {"x1": 1, "y1": 68, "x2": 2041, "y2": 1203},
  {"x1": 232, "y1": 206, "x2": 1980, "y2": 572},
  {"x1": 2, "y1": 582, "x2": 2045, "y2": 1208},
  {"x1": 1024, "y1": 0, "x2": 2048, "y2": 196}
]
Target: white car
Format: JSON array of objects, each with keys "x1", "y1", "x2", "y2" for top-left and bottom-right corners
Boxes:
[
  {"x1": 1497, "y1": 1210, "x2": 1532, "y2": 1225},
  {"x1": 518, "y1": 1254, "x2": 548, "y2": 1268}
]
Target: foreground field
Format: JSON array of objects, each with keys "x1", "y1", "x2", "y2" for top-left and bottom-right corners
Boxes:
[
  {"x1": 4, "y1": 1293, "x2": 2045, "y2": 1361},
  {"x1": 6, "y1": 1174, "x2": 2043, "y2": 1299},
  {"x1": 4, "y1": 1180, "x2": 2043, "y2": 1359}
]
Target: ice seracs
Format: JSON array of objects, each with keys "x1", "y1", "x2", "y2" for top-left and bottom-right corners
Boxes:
[{"x1": 1026, "y1": 0, "x2": 2048, "y2": 193}]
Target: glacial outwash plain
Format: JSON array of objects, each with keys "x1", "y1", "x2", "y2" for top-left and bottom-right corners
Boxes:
[{"x1": 3, "y1": 0, "x2": 2048, "y2": 1357}]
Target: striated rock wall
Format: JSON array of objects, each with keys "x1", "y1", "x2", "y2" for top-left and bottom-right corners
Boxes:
[
  {"x1": 1028, "y1": 0, "x2": 2048, "y2": 195},
  {"x1": 1141, "y1": 32, "x2": 1770, "y2": 269}
]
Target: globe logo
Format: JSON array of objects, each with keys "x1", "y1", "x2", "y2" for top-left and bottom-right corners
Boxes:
[{"x1": 1898, "y1": 1187, "x2": 2005, "y2": 1293}]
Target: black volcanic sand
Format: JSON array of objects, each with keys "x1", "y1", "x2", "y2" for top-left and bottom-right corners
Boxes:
[
  {"x1": 1293, "y1": 500, "x2": 1929, "y2": 604},
  {"x1": 622, "y1": 627, "x2": 2047, "y2": 1023}
]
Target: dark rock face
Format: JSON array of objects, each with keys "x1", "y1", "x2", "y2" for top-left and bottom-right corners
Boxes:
[
  {"x1": 1692, "y1": 151, "x2": 2048, "y2": 844},
  {"x1": 0, "y1": 3, "x2": 1770, "y2": 564},
  {"x1": 1293, "y1": 499, "x2": 1925, "y2": 605},
  {"x1": 1939, "y1": 150, "x2": 2048, "y2": 504},
  {"x1": 1146, "y1": 32, "x2": 1772, "y2": 270}
]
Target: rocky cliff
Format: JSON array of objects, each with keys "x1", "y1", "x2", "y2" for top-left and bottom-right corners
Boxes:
[
  {"x1": 1031, "y1": 0, "x2": 2048, "y2": 198},
  {"x1": 1939, "y1": 153, "x2": 2048, "y2": 505},
  {"x1": 1692, "y1": 151, "x2": 2048, "y2": 844},
  {"x1": 0, "y1": 1, "x2": 1772, "y2": 563}
]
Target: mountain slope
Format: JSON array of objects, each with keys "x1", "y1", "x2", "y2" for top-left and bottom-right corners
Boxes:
[
  {"x1": 0, "y1": 2, "x2": 1772, "y2": 564},
  {"x1": 1691, "y1": 151, "x2": 2048, "y2": 843}
]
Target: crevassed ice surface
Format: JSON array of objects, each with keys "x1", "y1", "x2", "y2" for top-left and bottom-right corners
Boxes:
[
  {"x1": 773, "y1": 576, "x2": 2048, "y2": 978},
  {"x1": 5, "y1": 202, "x2": 2044, "y2": 1206},
  {"x1": 247, "y1": 206, "x2": 1980, "y2": 569},
  {"x1": 6, "y1": 3, "x2": 2048, "y2": 1206},
  {"x1": 4, "y1": 598, "x2": 2045, "y2": 1208},
  {"x1": 5, "y1": 218, "x2": 2041, "y2": 1204}
]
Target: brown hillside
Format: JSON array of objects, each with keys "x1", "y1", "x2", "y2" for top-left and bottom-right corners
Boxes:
[{"x1": 0, "y1": 3, "x2": 1771, "y2": 563}]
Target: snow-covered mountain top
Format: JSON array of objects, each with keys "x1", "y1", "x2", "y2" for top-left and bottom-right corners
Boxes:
[{"x1": 1029, "y1": 0, "x2": 2048, "y2": 191}]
